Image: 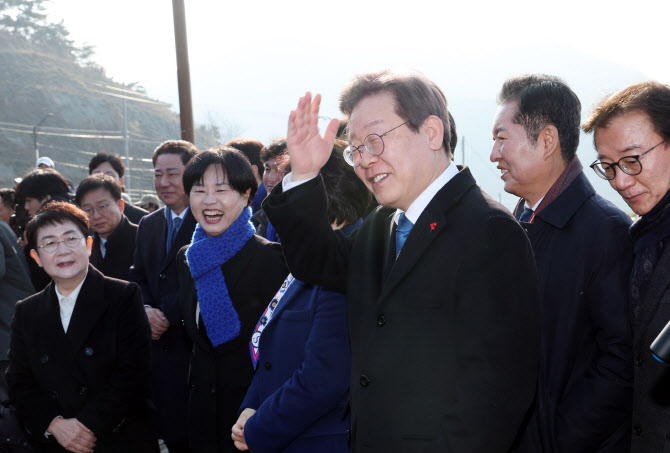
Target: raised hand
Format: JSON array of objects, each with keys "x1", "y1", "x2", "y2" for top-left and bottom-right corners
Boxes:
[{"x1": 287, "y1": 92, "x2": 340, "y2": 181}]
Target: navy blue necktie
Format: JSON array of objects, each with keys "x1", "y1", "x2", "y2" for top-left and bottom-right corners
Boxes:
[
  {"x1": 396, "y1": 213, "x2": 413, "y2": 257},
  {"x1": 519, "y1": 207, "x2": 534, "y2": 223},
  {"x1": 168, "y1": 216, "x2": 182, "y2": 248}
]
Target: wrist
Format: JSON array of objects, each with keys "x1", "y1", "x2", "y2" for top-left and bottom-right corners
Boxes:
[{"x1": 290, "y1": 170, "x2": 319, "y2": 182}]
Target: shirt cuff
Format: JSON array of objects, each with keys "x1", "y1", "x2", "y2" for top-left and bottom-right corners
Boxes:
[{"x1": 282, "y1": 172, "x2": 317, "y2": 192}]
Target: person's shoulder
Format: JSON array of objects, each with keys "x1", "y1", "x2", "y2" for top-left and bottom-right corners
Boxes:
[
  {"x1": 15, "y1": 286, "x2": 49, "y2": 315},
  {"x1": 96, "y1": 268, "x2": 140, "y2": 293},
  {"x1": 137, "y1": 206, "x2": 166, "y2": 228},
  {"x1": 247, "y1": 234, "x2": 283, "y2": 255},
  {"x1": 584, "y1": 192, "x2": 631, "y2": 224}
]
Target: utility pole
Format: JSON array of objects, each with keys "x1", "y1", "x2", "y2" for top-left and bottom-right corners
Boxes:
[
  {"x1": 33, "y1": 113, "x2": 53, "y2": 163},
  {"x1": 172, "y1": 0, "x2": 195, "y2": 144},
  {"x1": 461, "y1": 136, "x2": 465, "y2": 165},
  {"x1": 123, "y1": 97, "x2": 130, "y2": 192}
]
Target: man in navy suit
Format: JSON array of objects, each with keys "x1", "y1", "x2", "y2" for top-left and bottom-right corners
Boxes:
[
  {"x1": 129, "y1": 140, "x2": 199, "y2": 453},
  {"x1": 263, "y1": 71, "x2": 541, "y2": 452},
  {"x1": 490, "y1": 75, "x2": 633, "y2": 453}
]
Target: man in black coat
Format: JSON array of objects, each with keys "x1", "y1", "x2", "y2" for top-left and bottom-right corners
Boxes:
[
  {"x1": 583, "y1": 81, "x2": 670, "y2": 453},
  {"x1": 490, "y1": 75, "x2": 633, "y2": 453},
  {"x1": 6, "y1": 202, "x2": 157, "y2": 453},
  {"x1": 76, "y1": 175, "x2": 137, "y2": 281},
  {"x1": 128, "y1": 140, "x2": 198, "y2": 453},
  {"x1": 263, "y1": 72, "x2": 541, "y2": 452}
]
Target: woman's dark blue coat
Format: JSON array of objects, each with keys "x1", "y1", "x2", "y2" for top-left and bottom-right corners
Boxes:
[{"x1": 240, "y1": 278, "x2": 351, "y2": 453}]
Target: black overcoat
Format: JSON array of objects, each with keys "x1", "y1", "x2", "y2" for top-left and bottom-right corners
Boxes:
[
  {"x1": 631, "y1": 242, "x2": 670, "y2": 452},
  {"x1": 90, "y1": 215, "x2": 137, "y2": 281},
  {"x1": 128, "y1": 207, "x2": 196, "y2": 444},
  {"x1": 264, "y1": 166, "x2": 541, "y2": 452},
  {"x1": 177, "y1": 235, "x2": 288, "y2": 453},
  {"x1": 6, "y1": 266, "x2": 157, "y2": 452},
  {"x1": 514, "y1": 172, "x2": 634, "y2": 453}
]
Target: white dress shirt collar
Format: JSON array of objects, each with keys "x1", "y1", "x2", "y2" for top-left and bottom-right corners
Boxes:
[
  {"x1": 395, "y1": 162, "x2": 459, "y2": 225},
  {"x1": 54, "y1": 271, "x2": 88, "y2": 333}
]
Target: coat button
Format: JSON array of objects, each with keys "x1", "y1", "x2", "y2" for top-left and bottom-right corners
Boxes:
[
  {"x1": 264, "y1": 361, "x2": 272, "y2": 370},
  {"x1": 360, "y1": 375, "x2": 370, "y2": 387},
  {"x1": 159, "y1": 273, "x2": 166, "y2": 279},
  {"x1": 633, "y1": 425, "x2": 641, "y2": 436},
  {"x1": 210, "y1": 387, "x2": 216, "y2": 395},
  {"x1": 79, "y1": 386, "x2": 88, "y2": 396},
  {"x1": 40, "y1": 354, "x2": 48, "y2": 364},
  {"x1": 376, "y1": 315, "x2": 386, "y2": 327},
  {"x1": 84, "y1": 347, "x2": 94, "y2": 356},
  {"x1": 49, "y1": 391, "x2": 58, "y2": 400}
]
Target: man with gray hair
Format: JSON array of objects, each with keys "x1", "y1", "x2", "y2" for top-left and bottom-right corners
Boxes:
[
  {"x1": 490, "y1": 74, "x2": 633, "y2": 452},
  {"x1": 260, "y1": 70, "x2": 541, "y2": 452}
]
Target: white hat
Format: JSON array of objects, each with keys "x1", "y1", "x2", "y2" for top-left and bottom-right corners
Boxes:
[{"x1": 36, "y1": 156, "x2": 55, "y2": 168}]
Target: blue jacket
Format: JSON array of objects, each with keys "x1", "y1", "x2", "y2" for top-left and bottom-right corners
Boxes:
[{"x1": 240, "y1": 279, "x2": 351, "y2": 453}]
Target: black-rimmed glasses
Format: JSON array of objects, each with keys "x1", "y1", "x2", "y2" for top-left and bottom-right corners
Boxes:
[
  {"x1": 343, "y1": 121, "x2": 409, "y2": 167},
  {"x1": 590, "y1": 140, "x2": 664, "y2": 180},
  {"x1": 37, "y1": 236, "x2": 84, "y2": 254}
]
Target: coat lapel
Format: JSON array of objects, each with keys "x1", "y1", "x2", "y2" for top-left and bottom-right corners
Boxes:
[
  {"x1": 36, "y1": 283, "x2": 83, "y2": 383},
  {"x1": 378, "y1": 167, "x2": 476, "y2": 303},
  {"x1": 38, "y1": 284, "x2": 72, "y2": 360},
  {"x1": 65, "y1": 267, "x2": 110, "y2": 354},
  {"x1": 381, "y1": 211, "x2": 396, "y2": 279}
]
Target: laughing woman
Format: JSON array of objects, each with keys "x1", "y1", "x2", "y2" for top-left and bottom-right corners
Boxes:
[{"x1": 177, "y1": 148, "x2": 288, "y2": 453}]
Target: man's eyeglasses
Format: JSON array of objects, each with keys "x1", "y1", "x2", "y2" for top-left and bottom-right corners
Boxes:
[
  {"x1": 590, "y1": 140, "x2": 665, "y2": 180},
  {"x1": 82, "y1": 203, "x2": 111, "y2": 216},
  {"x1": 343, "y1": 121, "x2": 409, "y2": 167},
  {"x1": 37, "y1": 235, "x2": 84, "y2": 254}
]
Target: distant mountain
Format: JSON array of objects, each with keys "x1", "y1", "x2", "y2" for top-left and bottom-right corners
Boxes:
[{"x1": 0, "y1": 13, "x2": 220, "y2": 201}]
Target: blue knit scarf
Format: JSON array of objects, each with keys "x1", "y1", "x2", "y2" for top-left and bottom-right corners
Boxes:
[{"x1": 186, "y1": 207, "x2": 256, "y2": 347}]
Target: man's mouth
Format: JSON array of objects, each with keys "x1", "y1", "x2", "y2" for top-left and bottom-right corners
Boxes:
[
  {"x1": 203, "y1": 210, "x2": 223, "y2": 223},
  {"x1": 57, "y1": 260, "x2": 75, "y2": 268}
]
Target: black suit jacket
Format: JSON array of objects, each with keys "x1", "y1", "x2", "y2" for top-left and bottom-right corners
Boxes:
[
  {"x1": 90, "y1": 215, "x2": 137, "y2": 281},
  {"x1": 177, "y1": 235, "x2": 288, "y2": 453},
  {"x1": 123, "y1": 203, "x2": 148, "y2": 226},
  {"x1": 264, "y1": 166, "x2": 541, "y2": 452},
  {"x1": 6, "y1": 266, "x2": 156, "y2": 452},
  {"x1": 128, "y1": 207, "x2": 196, "y2": 444}
]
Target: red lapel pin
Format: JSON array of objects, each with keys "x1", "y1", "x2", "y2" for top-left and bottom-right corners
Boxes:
[{"x1": 430, "y1": 222, "x2": 437, "y2": 231}]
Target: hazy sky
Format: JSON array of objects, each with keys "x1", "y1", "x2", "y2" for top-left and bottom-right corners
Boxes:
[{"x1": 43, "y1": 0, "x2": 670, "y2": 210}]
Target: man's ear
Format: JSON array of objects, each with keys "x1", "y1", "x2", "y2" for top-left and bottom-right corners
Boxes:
[
  {"x1": 119, "y1": 176, "x2": 125, "y2": 187},
  {"x1": 251, "y1": 165, "x2": 261, "y2": 183},
  {"x1": 538, "y1": 125, "x2": 560, "y2": 161},
  {"x1": 86, "y1": 236, "x2": 93, "y2": 257},
  {"x1": 29, "y1": 249, "x2": 42, "y2": 268},
  {"x1": 422, "y1": 115, "x2": 446, "y2": 151},
  {"x1": 117, "y1": 198, "x2": 125, "y2": 212}
]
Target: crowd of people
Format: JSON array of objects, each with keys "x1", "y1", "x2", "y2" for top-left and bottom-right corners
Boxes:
[{"x1": 0, "y1": 70, "x2": 669, "y2": 453}]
